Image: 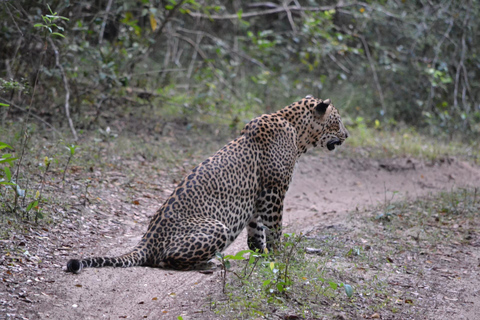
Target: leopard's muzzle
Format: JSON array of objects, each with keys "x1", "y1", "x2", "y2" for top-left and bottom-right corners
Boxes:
[{"x1": 326, "y1": 138, "x2": 342, "y2": 151}]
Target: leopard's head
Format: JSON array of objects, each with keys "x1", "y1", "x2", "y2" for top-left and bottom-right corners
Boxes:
[{"x1": 296, "y1": 95, "x2": 349, "y2": 153}]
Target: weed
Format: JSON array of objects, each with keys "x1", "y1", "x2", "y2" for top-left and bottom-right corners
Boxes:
[
  {"x1": 345, "y1": 121, "x2": 480, "y2": 162},
  {"x1": 212, "y1": 188, "x2": 480, "y2": 319},
  {"x1": 62, "y1": 144, "x2": 78, "y2": 187},
  {"x1": 213, "y1": 233, "x2": 356, "y2": 319}
]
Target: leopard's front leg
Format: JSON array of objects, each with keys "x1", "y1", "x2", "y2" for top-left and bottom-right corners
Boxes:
[{"x1": 247, "y1": 187, "x2": 286, "y2": 252}]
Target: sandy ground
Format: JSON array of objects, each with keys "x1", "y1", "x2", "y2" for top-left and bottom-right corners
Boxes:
[{"x1": 5, "y1": 154, "x2": 480, "y2": 319}]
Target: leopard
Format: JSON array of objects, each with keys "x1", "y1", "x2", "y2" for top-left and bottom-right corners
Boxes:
[{"x1": 67, "y1": 95, "x2": 349, "y2": 273}]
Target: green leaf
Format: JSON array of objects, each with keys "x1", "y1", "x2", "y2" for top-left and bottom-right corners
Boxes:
[
  {"x1": 34, "y1": 23, "x2": 46, "y2": 28},
  {"x1": 224, "y1": 260, "x2": 230, "y2": 270},
  {"x1": 0, "y1": 157, "x2": 18, "y2": 164},
  {"x1": 328, "y1": 281, "x2": 338, "y2": 290},
  {"x1": 276, "y1": 283, "x2": 284, "y2": 292},
  {"x1": 27, "y1": 200, "x2": 39, "y2": 212},
  {"x1": 0, "y1": 142, "x2": 13, "y2": 150},
  {"x1": 223, "y1": 254, "x2": 245, "y2": 261},
  {"x1": 0, "y1": 181, "x2": 16, "y2": 185},
  {"x1": 344, "y1": 284, "x2": 353, "y2": 298},
  {"x1": 248, "y1": 254, "x2": 256, "y2": 265},
  {"x1": 51, "y1": 32, "x2": 65, "y2": 38},
  {"x1": 4, "y1": 167, "x2": 11, "y2": 181},
  {"x1": 262, "y1": 279, "x2": 271, "y2": 287},
  {"x1": 225, "y1": 249, "x2": 253, "y2": 260},
  {"x1": 36, "y1": 211, "x2": 44, "y2": 220},
  {"x1": 0, "y1": 103, "x2": 9, "y2": 107},
  {"x1": 165, "y1": 5, "x2": 174, "y2": 10}
]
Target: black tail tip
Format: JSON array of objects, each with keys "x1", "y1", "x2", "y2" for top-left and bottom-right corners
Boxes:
[{"x1": 67, "y1": 259, "x2": 82, "y2": 274}]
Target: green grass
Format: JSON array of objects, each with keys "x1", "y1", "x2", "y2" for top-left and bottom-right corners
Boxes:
[
  {"x1": 344, "y1": 121, "x2": 480, "y2": 162},
  {"x1": 212, "y1": 188, "x2": 480, "y2": 319}
]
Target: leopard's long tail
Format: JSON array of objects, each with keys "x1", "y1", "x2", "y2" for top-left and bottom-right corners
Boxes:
[{"x1": 66, "y1": 250, "x2": 147, "y2": 274}]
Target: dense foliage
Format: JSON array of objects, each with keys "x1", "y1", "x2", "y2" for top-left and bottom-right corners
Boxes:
[{"x1": 1, "y1": 0, "x2": 479, "y2": 137}]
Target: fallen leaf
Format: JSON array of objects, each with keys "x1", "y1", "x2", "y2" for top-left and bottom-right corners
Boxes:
[
  {"x1": 371, "y1": 313, "x2": 380, "y2": 318},
  {"x1": 152, "y1": 297, "x2": 158, "y2": 301}
]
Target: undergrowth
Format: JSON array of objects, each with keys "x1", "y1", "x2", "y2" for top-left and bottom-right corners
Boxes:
[
  {"x1": 345, "y1": 117, "x2": 480, "y2": 162},
  {"x1": 212, "y1": 188, "x2": 480, "y2": 319}
]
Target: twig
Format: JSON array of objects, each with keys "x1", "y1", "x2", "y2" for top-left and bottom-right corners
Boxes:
[
  {"x1": 177, "y1": 27, "x2": 267, "y2": 69},
  {"x1": 4, "y1": 2, "x2": 23, "y2": 36},
  {"x1": 356, "y1": 1, "x2": 405, "y2": 20},
  {"x1": 187, "y1": 33, "x2": 203, "y2": 79},
  {"x1": 327, "y1": 52, "x2": 351, "y2": 74},
  {"x1": 188, "y1": 3, "x2": 358, "y2": 20},
  {"x1": 13, "y1": 38, "x2": 48, "y2": 208},
  {"x1": 98, "y1": 0, "x2": 114, "y2": 45},
  {"x1": 453, "y1": 40, "x2": 463, "y2": 111},
  {"x1": 339, "y1": 26, "x2": 386, "y2": 113},
  {"x1": 0, "y1": 98, "x2": 62, "y2": 136},
  {"x1": 426, "y1": 18, "x2": 453, "y2": 111},
  {"x1": 130, "y1": 0, "x2": 187, "y2": 69},
  {"x1": 171, "y1": 32, "x2": 239, "y2": 97},
  {"x1": 283, "y1": 1, "x2": 297, "y2": 33},
  {"x1": 49, "y1": 38, "x2": 78, "y2": 141},
  {"x1": 153, "y1": 0, "x2": 187, "y2": 42},
  {"x1": 358, "y1": 35, "x2": 386, "y2": 114}
]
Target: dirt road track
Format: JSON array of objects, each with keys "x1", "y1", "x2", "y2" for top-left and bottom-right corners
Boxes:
[{"x1": 26, "y1": 155, "x2": 480, "y2": 319}]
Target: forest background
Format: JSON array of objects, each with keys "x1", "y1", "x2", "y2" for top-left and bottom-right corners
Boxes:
[{"x1": 1, "y1": 0, "x2": 479, "y2": 140}]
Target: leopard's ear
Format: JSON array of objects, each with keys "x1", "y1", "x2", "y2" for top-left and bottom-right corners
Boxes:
[{"x1": 315, "y1": 99, "x2": 331, "y2": 116}]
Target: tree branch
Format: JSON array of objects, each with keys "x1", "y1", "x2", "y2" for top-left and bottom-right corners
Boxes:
[
  {"x1": 176, "y1": 27, "x2": 267, "y2": 69},
  {"x1": 188, "y1": 3, "x2": 358, "y2": 20},
  {"x1": 358, "y1": 35, "x2": 386, "y2": 114},
  {"x1": 98, "y1": 0, "x2": 114, "y2": 45},
  {"x1": 426, "y1": 18, "x2": 453, "y2": 111},
  {"x1": 340, "y1": 27, "x2": 385, "y2": 113},
  {"x1": 0, "y1": 97, "x2": 63, "y2": 137},
  {"x1": 49, "y1": 38, "x2": 78, "y2": 141}
]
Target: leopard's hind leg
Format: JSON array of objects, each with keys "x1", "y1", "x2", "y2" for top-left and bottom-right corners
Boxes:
[{"x1": 157, "y1": 217, "x2": 230, "y2": 270}]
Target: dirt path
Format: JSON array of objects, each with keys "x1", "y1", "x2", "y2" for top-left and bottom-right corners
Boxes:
[{"x1": 9, "y1": 155, "x2": 480, "y2": 319}]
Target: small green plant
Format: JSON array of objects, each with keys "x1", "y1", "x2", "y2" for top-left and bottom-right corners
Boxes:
[
  {"x1": 0, "y1": 141, "x2": 18, "y2": 187},
  {"x1": 214, "y1": 233, "x2": 356, "y2": 318},
  {"x1": 62, "y1": 144, "x2": 78, "y2": 187},
  {"x1": 33, "y1": 4, "x2": 69, "y2": 38},
  {"x1": 216, "y1": 249, "x2": 257, "y2": 293}
]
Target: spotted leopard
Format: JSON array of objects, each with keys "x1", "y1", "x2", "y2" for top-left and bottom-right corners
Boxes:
[{"x1": 67, "y1": 95, "x2": 349, "y2": 272}]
